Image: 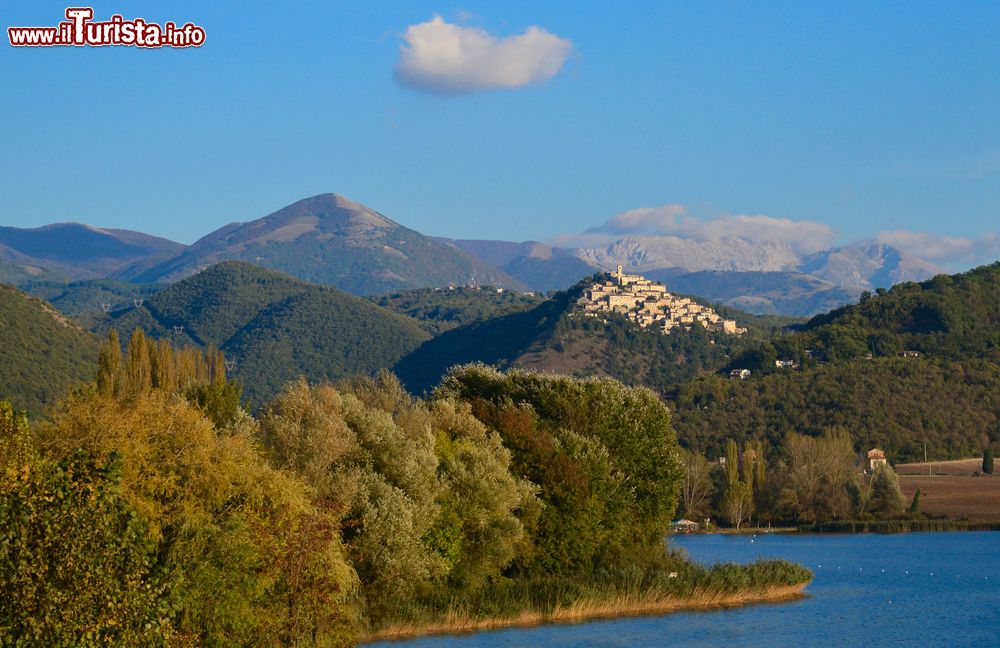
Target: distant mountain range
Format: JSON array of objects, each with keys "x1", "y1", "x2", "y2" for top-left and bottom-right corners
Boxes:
[
  {"x1": 443, "y1": 239, "x2": 598, "y2": 293},
  {"x1": 0, "y1": 222, "x2": 183, "y2": 281},
  {"x1": 651, "y1": 270, "x2": 857, "y2": 318},
  {"x1": 1, "y1": 192, "x2": 950, "y2": 316},
  {"x1": 577, "y1": 235, "x2": 803, "y2": 273},
  {"x1": 447, "y1": 238, "x2": 944, "y2": 316}
]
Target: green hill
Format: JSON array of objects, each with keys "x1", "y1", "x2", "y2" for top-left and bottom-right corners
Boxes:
[
  {"x1": 99, "y1": 262, "x2": 315, "y2": 347},
  {"x1": 394, "y1": 279, "x2": 785, "y2": 395},
  {"x1": 20, "y1": 279, "x2": 162, "y2": 328},
  {"x1": 0, "y1": 284, "x2": 99, "y2": 414},
  {"x1": 673, "y1": 357, "x2": 1000, "y2": 462},
  {"x1": 99, "y1": 262, "x2": 430, "y2": 403},
  {"x1": 370, "y1": 286, "x2": 545, "y2": 336},
  {"x1": 671, "y1": 262, "x2": 1000, "y2": 462},
  {"x1": 731, "y1": 262, "x2": 1000, "y2": 370}
]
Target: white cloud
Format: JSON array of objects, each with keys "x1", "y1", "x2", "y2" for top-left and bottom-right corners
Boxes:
[
  {"x1": 394, "y1": 16, "x2": 573, "y2": 94},
  {"x1": 876, "y1": 229, "x2": 1000, "y2": 268},
  {"x1": 554, "y1": 205, "x2": 835, "y2": 253}
]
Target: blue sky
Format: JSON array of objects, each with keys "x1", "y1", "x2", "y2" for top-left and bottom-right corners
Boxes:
[{"x1": 1, "y1": 1, "x2": 998, "y2": 268}]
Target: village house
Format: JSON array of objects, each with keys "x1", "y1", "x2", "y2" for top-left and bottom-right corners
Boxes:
[
  {"x1": 867, "y1": 448, "x2": 888, "y2": 472},
  {"x1": 730, "y1": 368, "x2": 751, "y2": 380},
  {"x1": 578, "y1": 266, "x2": 746, "y2": 336}
]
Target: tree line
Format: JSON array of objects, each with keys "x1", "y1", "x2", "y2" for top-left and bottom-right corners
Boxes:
[
  {"x1": 1, "y1": 329, "x2": 810, "y2": 645},
  {"x1": 677, "y1": 432, "x2": 914, "y2": 528}
]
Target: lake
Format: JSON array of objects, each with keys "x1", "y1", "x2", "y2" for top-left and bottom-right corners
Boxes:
[{"x1": 367, "y1": 531, "x2": 1000, "y2": 647}]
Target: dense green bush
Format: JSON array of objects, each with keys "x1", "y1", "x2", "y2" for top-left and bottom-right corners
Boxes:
[
  {"x1": 436, "y1": 365, "x2": 683, "y2": 573},
  {"x1": 260, "y1": 373, "x2": 539, "y2": 624},
  {"x1": 1, "y1": 403, "x2": 173, "y2": 645}
]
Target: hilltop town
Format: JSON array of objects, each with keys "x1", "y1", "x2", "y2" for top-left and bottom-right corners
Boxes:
[{"x1": 578, "y1": 266, "x2": 746, "y2": 335}]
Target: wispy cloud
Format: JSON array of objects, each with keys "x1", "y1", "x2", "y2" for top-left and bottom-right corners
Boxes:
[
  {"x1": 394, "y1": 16, "x2": 573, "y2": 95},
  {"x1": 876, "y1": 229, "x2": 1000, "y2": 268},
  {"x1": 553, "y1": 205, "x2": 836, "y2": 253}
]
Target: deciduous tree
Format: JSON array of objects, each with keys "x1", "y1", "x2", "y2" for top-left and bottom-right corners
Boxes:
[{"x1": 678, "y1": 448, "x2": 713, "y2": 520}]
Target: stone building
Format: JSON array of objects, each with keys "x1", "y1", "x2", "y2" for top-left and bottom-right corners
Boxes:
[
  {"x1": 578, "y1": 266, "x2": 746, "y2": 336},
  {"x1": 867, "y1": 448, "x2": 888, "y2": 472}
]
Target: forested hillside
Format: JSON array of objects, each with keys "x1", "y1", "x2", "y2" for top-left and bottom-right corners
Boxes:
[
  {"x1": 732, "y1": 262, "x2": 1000, "y2": 370},
  {"x1": 673, "y1": 357, "x2": 1000, "y2": 462},
  {"x1": 223, "y1": 289, "x2": 428, "y2": 402},
  {"x1": 673, "y1": 263, "x2": 1000, "y2": 463},
  {"x1": 395, "y1": 280, "x2": 790, "y2": 395},
  {"x1": 21, "y1": 279, "x2": 162, "y2": 327},
  {"x1": 98, "y1": 261, "x2": 429, "y2": 402},
  {"x1": 371, "y1": 286, "x2": 545, "y2": 335},
  {"x1": 0, "y1": 284, "x2": 99, "y2": 414}
]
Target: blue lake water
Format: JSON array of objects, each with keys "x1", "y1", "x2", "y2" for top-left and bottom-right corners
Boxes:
[{"x1": 368, "y1": 531, "x2": 1000, "y2": 647}]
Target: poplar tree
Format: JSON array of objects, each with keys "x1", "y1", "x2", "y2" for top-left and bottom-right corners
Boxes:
[
  {"x1": 725, "y1": 439, "x2": 740, "y2": 486},
  {"x1": 125, "y1": 328, "x2": 152, "y2": 396},
  {"x1": 96, "y1": 330, "x2": 121, "y2": 396}
]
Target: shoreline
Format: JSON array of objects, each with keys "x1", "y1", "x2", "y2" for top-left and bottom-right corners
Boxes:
[
  {"x1": 794, "y1": 520, "x2": 1000, "y2": 534},
  {"x1": 360, "y1": 583, "x2": 808, "y2": 643},
  {"x1": 678, "y1": 520, "x2": 1000, "y2": 536}
]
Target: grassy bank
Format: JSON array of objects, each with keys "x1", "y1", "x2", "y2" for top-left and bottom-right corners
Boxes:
[
  {"x1": 710, "y1": 526, "x2": 799, "y2": 535},
  {"x1": 361, "y1": 559, "x2": 811, "y2": 642},
  {"x1": 798, "y1": 519, "x2": 1000, "y2": 533}
]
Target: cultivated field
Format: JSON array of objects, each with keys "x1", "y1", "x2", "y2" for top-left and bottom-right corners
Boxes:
[
  {"x1": 896, "y1": 458, "x2": 1000, "y2": 522},
  {"x1": 896, "y1": 457, "x2": 986, "y2": 476}
]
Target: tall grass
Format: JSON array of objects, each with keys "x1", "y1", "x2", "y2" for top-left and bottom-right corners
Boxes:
[
  {"x1": 799, "y1": 520, "x2": 1000, "y2": 533},
  {"x1": 362, "y1": 559, "x2": 812, "y2": 641}
]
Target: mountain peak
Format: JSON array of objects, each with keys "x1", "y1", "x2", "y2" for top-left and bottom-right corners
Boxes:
[
  {"x1": 576, "y1": 235, "x2": 801, "y2": 273},
  {"x1": 127, "y1": 193, "x2": 523, "y2": 293},
  {"x1": 799, "y1": 243, "x2": 943, "y2": 291},
  {"x1": 224, "y1": 193, "x2": 398, "y2": 243},
  {"x1": 280, "y1": 193, "x2": 397, "y2": 225}
]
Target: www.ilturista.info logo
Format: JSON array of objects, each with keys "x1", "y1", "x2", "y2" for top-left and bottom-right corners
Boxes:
[{"x1": 8, "y1": 7, "x2": 205, "y2": 48}]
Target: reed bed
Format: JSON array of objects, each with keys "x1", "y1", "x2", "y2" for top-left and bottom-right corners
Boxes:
[
  {"x1": 361, "y1": 559, "x2": 811, "y2": 642},
  {"x1": 800, "y1": 519, "x2": 1000, "y2": 533}
]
